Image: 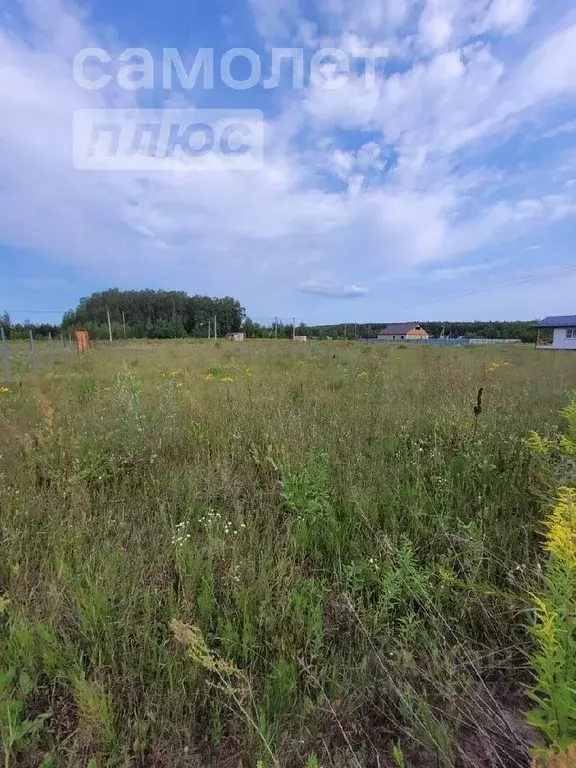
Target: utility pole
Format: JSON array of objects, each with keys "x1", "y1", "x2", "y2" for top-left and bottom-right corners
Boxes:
[
  {"x1": 292, "y1": 317, "x2": 296, "y2": 340},
  {"x1": 122, "y1": 311, "x2": 127, "y2": 340},
  {"x1": 274, "y1": 317, "x2": 278, "y2": 340},
  {"x1": 354, "y1": 322, "x2": 357, "y2": 340},
  {"x1": 214, "y1": 315, "x2": 217, "y2": 339},
  {"x1": 107, "y1": 309, "x2": 113, "y2": 342},
  {"x1": 344, "y1": 324, "x2": 347, "y2": 340},
  {"x1": 208, "y1": 320, "x2": 211, "y2": 339}
]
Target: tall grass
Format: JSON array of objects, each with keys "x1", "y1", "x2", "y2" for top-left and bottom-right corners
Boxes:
[{"x1": 1, "y1": 340, "x2": 575, "y2": 766}]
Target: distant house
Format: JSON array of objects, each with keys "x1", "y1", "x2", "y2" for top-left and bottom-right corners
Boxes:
[
  {"x1": 537, "y1": 316, "x2": 576, "y2": 350},
  {"x1": 227, "y1": 332, "x2": 245, "y2": 342},
  {"x1": 377, "y1": 323, "x2": 429, "y2": 341},
  {"x1": 293, "y1": 335, "x2": 308, "y2": 342}
]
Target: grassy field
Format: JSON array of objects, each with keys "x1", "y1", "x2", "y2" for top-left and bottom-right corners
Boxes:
[{"x1": 1, "y1": 339, "x2": 575, "y2": 767}]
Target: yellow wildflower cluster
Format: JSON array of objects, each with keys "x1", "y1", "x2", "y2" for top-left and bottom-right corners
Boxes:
[
  {"x1": 220, "y1": 377, "x2": 234, "y2": 383},
  {"x1": 561, "y1": 397, "x2": 576, "y2": 428},
  {"x1": 0, "y1": 386, "x2": 9, "y2": 395},
  {"x1": 358, "y1": 371, "x2": 369, "y2": 378},
  {"x1": 559, "y1": 397, "x2": 576, "y2": 459},
  {"x1": 543, "y1": 487, "x2": 576, "y2": 570},
  {"x1": 204, "y1": 374, "x2": 215, "y2": 382},
  {"x1": 485, "y1": 361, "x2": 508, "y2": 374},
  {"x1": 527, "y1": 430, "x2": 554, "y2": 456},
  {"x1": 165, "y1": 369, "x2": 182, "y2": 379}
]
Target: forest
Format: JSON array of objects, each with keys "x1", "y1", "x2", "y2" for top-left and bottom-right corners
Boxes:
[
  {"x1": 1, "y1": 299, "x2": 539, "y2": 343},
  {"x1": 242, "y1": 319, "x2": 539, "y2": 342},
  {"x1": 61, "y1": 289, "x2": 245, "y2": 339}
]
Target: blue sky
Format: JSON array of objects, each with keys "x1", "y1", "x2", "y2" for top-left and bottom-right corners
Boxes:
[{"x1": 1, "y1": 0, "x2": 576, "y2": 325}]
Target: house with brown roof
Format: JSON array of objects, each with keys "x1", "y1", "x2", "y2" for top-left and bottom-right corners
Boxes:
[{"x1": 377, "y1": 323, "x2": 429, "y2": 341}]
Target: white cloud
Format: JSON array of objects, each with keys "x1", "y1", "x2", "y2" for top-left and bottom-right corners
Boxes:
[
  {"x1": 418, "y1": 0, "x2": 456, "y2": 51},
  {"x1": 300, "y1": 281, "x2": 369, "y2": 297},
  {"x1": 483, "y1": 0, "x2": 534, "y2": 35},
  {"x1": 0, "y1": 0, "x2": 575, "y2": 321}
]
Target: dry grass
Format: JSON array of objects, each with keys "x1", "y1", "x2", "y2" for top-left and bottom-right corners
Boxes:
[{"x1": 1, "y1": 339, "x2": 575, "y2": 766}]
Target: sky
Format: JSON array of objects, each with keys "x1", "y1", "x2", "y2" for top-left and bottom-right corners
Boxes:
[{"x1": 0, "y1": 0, "x2": 576, "y2": 325}]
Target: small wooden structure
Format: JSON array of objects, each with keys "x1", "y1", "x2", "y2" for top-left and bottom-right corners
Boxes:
[
  {"x1": 293, "y1": 335, "x2": 308, "y2": 342},
  {"x1": 75, "y1": 330, "x2": 90, "y2": 353}
]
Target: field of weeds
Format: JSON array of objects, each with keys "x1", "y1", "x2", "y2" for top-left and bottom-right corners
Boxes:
[{"x1": 1, "y1": 339, "x2": 575, "y2": 767}]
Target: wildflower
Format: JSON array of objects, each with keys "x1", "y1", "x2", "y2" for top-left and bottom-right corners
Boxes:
[
  {"x1": 172, "y1": 521, "x2": 191, "y2": 547},
  {"x1": 527, "y1": 430, "x2": 554, "y2": 455},
  {"x1": 358, "y1": 371, "x2": 369, "y2": 378},
  {"x1": 176, "y1": 382, "x2": 184, "y2": 389},
  {"x1": 204, "y1": 374, "x2": 215, "y2": 382},
  {"x1": 0, "y1": 386, "x2": 9, "y2": 394},
  {"x1": 220, "y1": 377, "x2": 234, "y2": 383},
  {"x1": 485, "y1": 361, "x2": 507, "y2": 374},
  {"x1": 543, "y1": 487, "x2": 576, "y2": 569}
]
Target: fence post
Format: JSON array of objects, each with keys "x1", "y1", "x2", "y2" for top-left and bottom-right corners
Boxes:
[
  {"x1": 1, "y1": 326, "x2": 11, "y2": 386},
  {"x1": 29, "y1": 330, "x2": 36, "y2": 372},
  {"x1": 48, "y1": 332, "x2": 55, "y2": 366}
]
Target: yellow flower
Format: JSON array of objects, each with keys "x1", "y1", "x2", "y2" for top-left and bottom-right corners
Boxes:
[
  {"x1": 358, "y1": 371, "x2": 369, "y2": 378},
  {"x1": 166, "y1": 369, "x2": 181, "y2": 379},
  {"x1": 204, "y1": 374, "x2": 215, "y2": 382},
  {"x1": 176, "y1": 382, "x2": 184, "y2": 389},
  {"x1": 220, "y1": 377, "x2": 234, "y2": 383},
  {"x1": 543, "y1": 487, "x2": 576, "y2": 570},
  {"x1": 0, "y1": 386, "x2": 9, "y2": 394},
  {"x1": 527, "y1": 430, "x2": 554, "y2": 455}
]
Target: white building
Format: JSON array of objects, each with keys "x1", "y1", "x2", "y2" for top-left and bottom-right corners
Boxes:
[{"x1": 537, "y1": 316, "x2": 576, "y2": 350}]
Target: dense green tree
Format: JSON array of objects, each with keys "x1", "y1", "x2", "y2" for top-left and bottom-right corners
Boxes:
[{"x1": 62, "y1": 290, "x2": 245, "y2": 339}]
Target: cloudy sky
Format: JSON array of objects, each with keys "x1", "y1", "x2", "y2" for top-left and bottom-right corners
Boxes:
[{"x1": 1, "y1": 0, "x2": 576, "y2": 324}]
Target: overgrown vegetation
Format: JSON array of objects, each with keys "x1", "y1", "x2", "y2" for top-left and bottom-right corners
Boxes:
[{"x1": 0, "y1": 340, "x2": 575, "y2": 766}]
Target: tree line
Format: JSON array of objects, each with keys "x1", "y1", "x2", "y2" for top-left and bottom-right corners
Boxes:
[
  {"x1": 62, "y1": 289, "x2": 245, "y2": 340},
  {"x1": 240, "y1": 319, "x2": 539, "y2": 342},
  {"x1": 0, "y1": 312, "x2": 60, "y2": 340},
  {"x1": 2, "y1": 298, "x2": 539, "y2": 343}
]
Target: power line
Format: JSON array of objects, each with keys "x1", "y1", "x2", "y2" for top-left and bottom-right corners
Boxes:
[
  {"x1": 1, "y1": 309, "x2": 65, "y2": 314},
  {"x1": 397, "y1": 264, "x2": 576, "y2": 313}
]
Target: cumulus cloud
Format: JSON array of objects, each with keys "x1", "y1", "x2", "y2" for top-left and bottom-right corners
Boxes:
[{"x1": 0, "y1": 0, "x2": 575, "y2": 319}]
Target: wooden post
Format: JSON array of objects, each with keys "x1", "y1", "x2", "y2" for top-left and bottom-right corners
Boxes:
[
  {"x1": 29, "y1": 330, "x2": 36, "y2": 371},
  {"x1": 0, "y1": 326, "x2": 11, "y2": 385}
]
